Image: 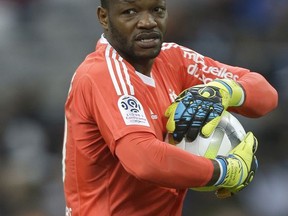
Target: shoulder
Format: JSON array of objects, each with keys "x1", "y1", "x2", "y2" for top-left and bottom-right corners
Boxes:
[
  {"x1": 74, "y1": 43, "x2": 117, "y2": 82},
  {"x1": 73, "y1": 44, "x2": 137, "y2": 97},
  {"x1": 160, "y1": 42, "x2": 182, "y2": 54},
  {"x1": 159, "y1": 42, "x2": 203, "y2": 61}
]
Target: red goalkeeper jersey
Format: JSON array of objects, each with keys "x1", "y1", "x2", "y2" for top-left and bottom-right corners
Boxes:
[{"x1": 63, "y1": 36, "x2": 277, "y2": 216}]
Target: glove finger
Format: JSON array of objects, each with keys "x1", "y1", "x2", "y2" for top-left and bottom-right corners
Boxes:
[
  {"x1": 186, "y1": 101, "x2": 213, "y2": 141},
  {"x1": 171, "y1": 99, "x2": 197, "y2": 142},
  {"x1": 242, "y1": 155, "x2": 258, "y2": 187},
  {"x1": 185, "y1": 126, "x2": 200, "y2": 142},
  {"x1": 201, "y1": 116, "x2": 221, "y2": 137},
  {"x1": 229, "y1": 131, "x2": 255, "y2": 154},
  {"x1": 165, "y1": 103, "x2": 178, "y2": 133},
  {"x1": 173, "y1": 126, "x2": 188, "y2": 142},
  {"x1": 243, "y1": 132, "x2": 255, "y2": 153},
  {"x1": 185, "y1": 109, "x2": 212, "y2": 141},
  {"x1": 165, "y1": 102, "x2": 177, "y2": 118},
  {"x1": 243, "y1": 132, "x2": 258, "y2": 154},
  {"x1": 185, "y1": 105, "x2": 207, "y2": 142}
]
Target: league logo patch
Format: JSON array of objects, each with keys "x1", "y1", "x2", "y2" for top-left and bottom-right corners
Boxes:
[{"x1": 118, "y1": 95, "x2": 150, "y2": 126}]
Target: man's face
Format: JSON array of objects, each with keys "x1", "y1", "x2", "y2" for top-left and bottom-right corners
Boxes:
[{"x1": 104, "y1": 0, "x2": 168, "y2": 62}]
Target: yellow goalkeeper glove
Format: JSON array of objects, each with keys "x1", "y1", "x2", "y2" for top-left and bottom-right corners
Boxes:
[
  {"x1": 215, "y1": 132, "x2": 258, "y2": 194},
  {"x1": 165, "y1": 79, "x2": 245, "y2": 142},
  {"x1": 192, "y1": 132, "x2": 258, "y2": 198}
]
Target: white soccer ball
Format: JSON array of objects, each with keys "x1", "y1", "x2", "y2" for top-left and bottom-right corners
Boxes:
[{"x1": 175, "y1": 111, "x2": 246, "y2": 159}]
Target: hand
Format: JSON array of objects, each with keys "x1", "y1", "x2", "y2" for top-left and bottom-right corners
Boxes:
[
  {"x1": 191, "y1": 132, "x2": 258, "y2": 198},
  {"x1": 165, "y1": 79, "x2": 244, "y2": 142},
  {"x1": 215, "y1": 153, "x2": 258, "y2": 198},
  {"x1": 214, "y1": 132, "x2": 258, "y2": 197}
]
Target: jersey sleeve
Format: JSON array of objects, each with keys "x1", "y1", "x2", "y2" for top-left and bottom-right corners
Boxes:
[
  {"x1": 115, "y1": 131, "x2": 214, "y2": 188},
  {"x1": 161, "y1": 43, "x2": 249, "y2": 89},
  {"x1": 232, "y1": 72, "x2": 278, "y2": 117},
  {"x1": 161, "y1": 43, "x2": 278, "y2": 117},
  {"x1": 69, "y1": 72, "x2": 156, "y2": 155}
]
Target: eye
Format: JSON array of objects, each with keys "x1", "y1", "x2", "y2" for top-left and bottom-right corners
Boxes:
[
  {"x1": 154, "y1": 7, "x2": 166, "y2": 13},
  {"x1": 123, "y1": 9, "x2": 137, "y2": 15},
  {"x1": 154, "y1": 7, "x2": 166, "y2": 14}
]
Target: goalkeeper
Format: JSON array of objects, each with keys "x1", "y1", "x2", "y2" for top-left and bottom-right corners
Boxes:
[{"x1": 63, "y1": 0, "x2": 279, "y2": 215}]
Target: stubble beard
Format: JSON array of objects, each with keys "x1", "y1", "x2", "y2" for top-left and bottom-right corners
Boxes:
[{"x1": 108, "y1": 20, "x2": 162, "y2": 62}]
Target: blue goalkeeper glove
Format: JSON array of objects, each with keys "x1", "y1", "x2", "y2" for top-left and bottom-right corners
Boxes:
[
  {"x1": 192, "y1": 132, "x2": 258, "y2": 198},
  {"x1": 165, "y1": 79, "x2": 245, "y2": 142}
]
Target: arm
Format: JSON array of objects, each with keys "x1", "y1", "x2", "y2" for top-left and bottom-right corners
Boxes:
[
  {"x1": 115, "y1": 130, "x2": 257, "y2": 195},
  {"x1": 115, "y1": 132, "x2": 214, "y2": 189},
  {"x1": 233, "y1": 72, "x2": 278, "y2": 117},
  {"x1": 165, "y1": 72, "x2": 278, "y2": 142},
  {"x1": 171, "y1": 45, "x2": 278, "y2": 117}
]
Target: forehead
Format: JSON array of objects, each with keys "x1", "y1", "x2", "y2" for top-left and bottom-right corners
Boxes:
[{"x1": 111, "y1": 0, "x2": 166, "y2": 6}]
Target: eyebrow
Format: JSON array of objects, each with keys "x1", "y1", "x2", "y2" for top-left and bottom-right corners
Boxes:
[{"x1": 119, "y1": 0, "x2": 136, "y2": 3}]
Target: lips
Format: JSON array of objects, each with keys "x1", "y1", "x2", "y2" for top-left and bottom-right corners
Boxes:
[{"x1": 135, "y1": 32, "x2": 161, "y2": 49}]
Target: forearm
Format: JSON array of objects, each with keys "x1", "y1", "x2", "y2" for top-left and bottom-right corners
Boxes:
[
  {"x1": 115, "y1": 132, "x2": 216, "y2": 189},
  {"x1": 232, "y1": 72, "x2": 278, "y2": 117}
]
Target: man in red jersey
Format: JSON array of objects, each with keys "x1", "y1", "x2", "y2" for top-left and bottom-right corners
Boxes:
[{"x1": 62, "y1": 0, "x2": 278, "y2": 215}]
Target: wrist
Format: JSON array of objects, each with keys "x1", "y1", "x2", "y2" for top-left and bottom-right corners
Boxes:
[
  {"x1": 214, "y1": 157, "x2": 227, "y2": 186},
  {"x1": 206, "y1": 159, "x2": 225, "y2": 186}
]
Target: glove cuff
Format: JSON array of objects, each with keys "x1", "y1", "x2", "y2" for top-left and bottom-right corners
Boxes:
[
  {"x1": 214, "y1": 157, "x2": 227, "y2": 186},
  {"x1": 209, "y1": 79, "x2": 245, "y2": 107}
]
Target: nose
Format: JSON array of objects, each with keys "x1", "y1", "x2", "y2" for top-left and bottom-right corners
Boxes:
[{"x1": 137, "y1": 12, "x2": 157, "y2": 29}]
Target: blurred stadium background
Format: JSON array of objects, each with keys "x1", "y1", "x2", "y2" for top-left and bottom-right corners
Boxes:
[{"x1": 0, "y1": 0, "x2": 287, "y2": 215}]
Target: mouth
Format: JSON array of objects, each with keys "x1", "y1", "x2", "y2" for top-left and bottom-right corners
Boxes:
[{"x1": 135, "y1": 32, "x2": 161, "y2": 49}]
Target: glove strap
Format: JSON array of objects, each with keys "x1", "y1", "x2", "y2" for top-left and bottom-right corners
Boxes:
[{"x1": 214, "y1": 157, "x2": 227, "y2": 186}]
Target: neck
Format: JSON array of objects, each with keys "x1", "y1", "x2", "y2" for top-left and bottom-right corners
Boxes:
[
  {"x1": 104, "y1": 35, "x2": 156, "y2": 76},
  {"x1": 132, "y1": 59, "x2": 154, "y2": 76}
]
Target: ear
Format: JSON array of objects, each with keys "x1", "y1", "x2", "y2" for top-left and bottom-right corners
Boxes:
[{"x1": 97, "y1": 6, "x2": 109, "y2": 31}]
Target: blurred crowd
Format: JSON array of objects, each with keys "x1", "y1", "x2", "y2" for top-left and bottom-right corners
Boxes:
[{"x1": 0, "y1": 0, "x2": 287, "y2": 215}]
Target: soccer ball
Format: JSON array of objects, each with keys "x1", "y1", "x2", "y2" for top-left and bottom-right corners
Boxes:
[{"x1": 175, "y1": 111, "x2": 246, "y2": 159}]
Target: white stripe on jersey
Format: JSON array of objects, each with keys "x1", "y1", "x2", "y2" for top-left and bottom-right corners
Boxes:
[
  {"x1": 105, "y1": 44, "x2": 134, "y2": 96},
  {"x1": 105, "y1": 45, "x2": 122, "y2": 95},
  {"x1": 118, "y1": 56, "x2": 135, "y2": 95},
  {"x1": 112, "y1": 50, "x2": 129, "y2": 95}
]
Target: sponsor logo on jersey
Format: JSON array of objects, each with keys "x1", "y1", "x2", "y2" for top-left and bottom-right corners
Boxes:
[
  {"x1": 118, "y1": 95, "x2": 150, "y2": 126},
  {"x1": 181, "y1": 46, "x2": 239, "y2": 83},
  {"x1": 187, "y1": 63, "x2": 239, "y2": 83},
  {"x1": 162, "y1": 43, "x2": 239, "y2": 83},
  {"x1": 149, "y1": 109, "x2": 158, "y2": 120}
]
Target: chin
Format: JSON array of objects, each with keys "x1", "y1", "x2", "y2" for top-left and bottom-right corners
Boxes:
[{"x1": 137, "y1": 48, "x2": 161, "y2": 59}]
